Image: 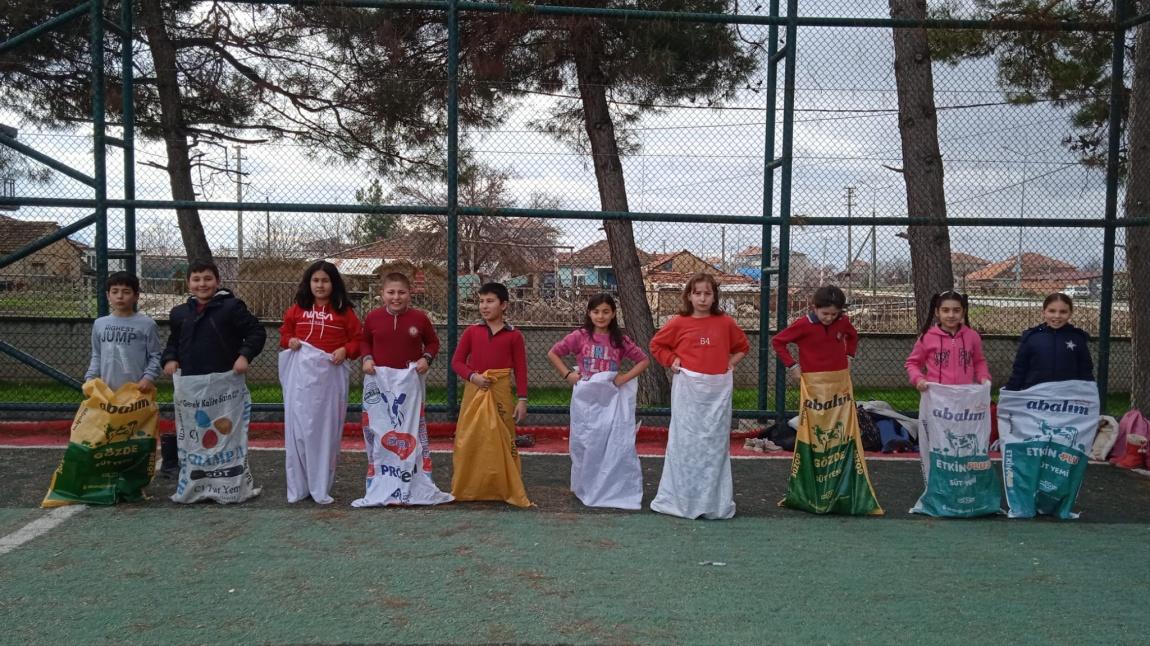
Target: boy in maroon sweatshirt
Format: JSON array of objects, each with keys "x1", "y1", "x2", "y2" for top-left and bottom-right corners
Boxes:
[
  {"x1": 360, "y1": 272, "x2": 440, "y2": 471},
  {"x1": 771, "y1": 285, "x2": 857, "y2": 378},
  {"x1": 360, "y1": 272, "x2": 439, "y2": 373}
]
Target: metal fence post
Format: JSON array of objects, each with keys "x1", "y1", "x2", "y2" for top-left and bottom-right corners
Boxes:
[
  {"x1": 92, "y1": 0, "x2": 108, "y2": 315},
  {"x1": 773, "y1": 0, "x2": 799, "y2": 423},
  {"x1": 446, "y1": 0, "x2": 460, "y2": 416},
  {"x1": 1097, "y1": 0, "x2": 1130, "y2": 404},
  {"x1": 758, "y1": 0, "x2": 780, "y2": 415},
  {"x1": 122, "y1": 0, "x2": 136, "y2": 276}
]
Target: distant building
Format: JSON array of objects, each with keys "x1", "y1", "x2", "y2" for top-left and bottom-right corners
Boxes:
[
  {"x1": 0, "y1": 214, "x2": 90, "y2": 291},
  {"x1": 556, "y1": 239, "x2": 655, "y2": 290},
  {"x1": 964, "y1": 252, "x2": 1090, "y2": 294}
]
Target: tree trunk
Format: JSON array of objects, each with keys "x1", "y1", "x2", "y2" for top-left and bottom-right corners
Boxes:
[
  {"x1": 889, "y1": 0, "x2": 954, "y2": 327},
  {"x1": 571, "y1": 22, "x2": 671, "y2": 406},
  {"x1": 139, "y1": 0, "x2": 213, "y2": 264},
  {"x1": 1125, "y1": 2, "x2": 1150, "y2": 412}
]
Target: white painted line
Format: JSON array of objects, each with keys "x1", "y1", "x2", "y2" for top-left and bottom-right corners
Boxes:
[
  {"x1": 0, "y1": 445, "x2": 70, "y2": 450},
  {"x1": 0, "y1": 505, "x2": 86, "y2": 556}
]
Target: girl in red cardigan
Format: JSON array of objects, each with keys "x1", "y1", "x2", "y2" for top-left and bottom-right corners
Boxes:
[
  {"x1": 649, "y1": 273, "x2": 749, "y2": 520},
  {"x1": 771, "y1": 284, "x2": 857, "y2": 379},
  {"x1": 278, "y1": 261, "x2": 361, "y2": 504}
]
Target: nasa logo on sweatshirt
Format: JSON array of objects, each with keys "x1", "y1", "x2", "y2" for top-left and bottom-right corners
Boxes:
[{"x1": 409, "y1": 326, "x2": 420, "y2": 338}]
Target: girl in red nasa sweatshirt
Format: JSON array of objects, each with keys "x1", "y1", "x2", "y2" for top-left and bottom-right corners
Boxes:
[{"x1": 278, "y1": 261, "x2": 361, "y2": 504}]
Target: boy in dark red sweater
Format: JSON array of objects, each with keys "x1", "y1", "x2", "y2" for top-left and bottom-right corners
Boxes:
[
  {"x1": 771, "y1": 285, "x2": 857, "y2": 379},
  {"x1": 360, "y1": 272, "x2": 440, "y2": 472},
  {"x1": 449, "y1": 282, "x2": 532, "y2": 507},
  {"x1": 451, "y1": 283, "x2": 529, "y2": 422},
  {"x1": 360, "y1": 272, "x2": 440, "y2": 374}
]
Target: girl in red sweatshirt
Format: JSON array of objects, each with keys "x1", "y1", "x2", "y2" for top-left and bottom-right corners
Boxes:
[{"x1": 278, "y1": 261, "x2": 361, "y2": 504}]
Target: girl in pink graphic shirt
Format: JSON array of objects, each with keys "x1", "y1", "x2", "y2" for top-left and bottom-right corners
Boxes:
[
  {"x1": 904, "y1": 290, "x2": 991, "y2": 390},
  {"x1": 547, "y1": 294, "x2": 650, "y2": 386},
  {"x1": 547, "y1": 294, "x2": 650, "y2": 509}
]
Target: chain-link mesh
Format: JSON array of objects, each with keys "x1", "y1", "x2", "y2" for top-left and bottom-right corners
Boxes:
[{"x1": 0, "y1": 2, "x2": 1137, "y2": 416}]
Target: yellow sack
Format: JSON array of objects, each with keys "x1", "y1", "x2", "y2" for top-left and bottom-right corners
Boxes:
[
  {"x1": 451, "y1": 369, "x2": 532, "y2": 508},
  {"x1": 43, "y1": 379, "x2": 159, "y2": 508},
  {"x1": 780, "y1": 369, "x2": 883, "y2": 515}
]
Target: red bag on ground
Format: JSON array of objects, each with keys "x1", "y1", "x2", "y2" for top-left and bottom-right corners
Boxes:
[{"x1": 1114, "y1": 410, "x2": 1150, "y2": 460}]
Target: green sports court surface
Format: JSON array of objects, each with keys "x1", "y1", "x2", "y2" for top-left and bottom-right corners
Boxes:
[{"x1": 2, "y1": 447, "x2": 1149, "y2": 644}]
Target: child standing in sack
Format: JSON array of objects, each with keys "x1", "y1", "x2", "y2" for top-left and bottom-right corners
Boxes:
[
  {"x1": 85, "y1": 271, "x2": 162, "y2": 392},
  {"x1": 547, "y1": 294, "x2": 650, "y2": 509},
  {"x1": 905, "y1": 290, "x2": 991, "y2": 389},
  {"x1": 161, "y1": 261, "x2": 266, "y2": 480},
  {"x1": 278, "y1": 261, "x2": 361, "y2": 504},
  {"x1": 450, "y1": 282, "x2": 531, "y2": 507},
  {"x1": 772, "y1": 285, "x2": 882, "y2": 515},
  {"x1": 44, "y1": 272, "x2": 163, "y2": 507},
  {"x1": 998, "y1": 292, "x2": 1099, "y2": 519},
  {"x1": 905, "y1": 291, "x2": 1000, "y2": 518},
  {"x1": 361, "y1": 272, "x2": 440, "y2": 474},
  {"x1": 648, "y1": 273, "x2": 749, "y2": 520}
]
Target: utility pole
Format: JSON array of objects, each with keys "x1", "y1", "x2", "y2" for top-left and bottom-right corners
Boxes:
[
  {"x1": 846, "y1": 186, "x2": 856, "y2": 299},
  {"x1": 1016, "y1": 173, "x2": 1025, "y2": 291},
  {"x1": 265, "y1": 197, "x2": 271, "y2": 257},
  {"x1": 819, "y1": 237, "x2": 828, "y2": 285},
  {"x1": 871, "y1": 203, "x2": 878, "y2": 296},
  {"x1": 234, "y1": 145, "x2": 246, "y2": 265},
  {"x1": 720, "y1": 225, "x2": 727, "y2": 273},
  {"x1": 1002, "y1": 146, "x2": 1028, "y2": 292}
]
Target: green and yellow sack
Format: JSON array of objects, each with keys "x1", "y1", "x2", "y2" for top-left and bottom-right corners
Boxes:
[
  {"x1": 780, "y1": 369, "x2": 883, "y2": 515},
  {"x1": 42, "y1": 379, "x2": 159, "y2": 508}
]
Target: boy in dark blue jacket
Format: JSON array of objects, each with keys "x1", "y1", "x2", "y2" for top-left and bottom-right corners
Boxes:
[
  {"x1": 1005, "y1": 293, "x2": 1093, "y2": 391},
  {"x1": 159, "y1": 261, "x2": 266, "y2": 476}
]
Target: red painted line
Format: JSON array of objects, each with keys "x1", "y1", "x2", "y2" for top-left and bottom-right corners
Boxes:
[
  {"x1": 0, "y1": 418, "x2": 741, "y2": 442},
  {"x1": 1, "y1": 419, "x2": 930, "y2": 460}
]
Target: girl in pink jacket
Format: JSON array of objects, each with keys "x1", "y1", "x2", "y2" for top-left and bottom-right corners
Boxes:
[{"x1": 905, "y1": 291, "x2": 991, "y2": 391}]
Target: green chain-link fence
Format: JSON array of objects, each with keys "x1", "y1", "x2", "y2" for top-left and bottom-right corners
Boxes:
[{"x1": 1, "y1": 0, "x2": 1144, "y2": 417}]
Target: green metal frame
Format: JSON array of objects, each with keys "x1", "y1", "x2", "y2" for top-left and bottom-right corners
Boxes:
[{"x1": 1, "y1": 0, "x2": 1146, "y2": 415}]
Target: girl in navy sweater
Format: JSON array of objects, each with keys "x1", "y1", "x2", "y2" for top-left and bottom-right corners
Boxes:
[{"x1": 1004, "y1": 293, "x2": 1094, "y2": 391}]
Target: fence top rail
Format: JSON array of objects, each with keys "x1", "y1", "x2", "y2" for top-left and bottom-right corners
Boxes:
[
  {"x1": 219, "y1": 0, "x2": 1122, "y2": 32},
  {"x1": 4, "y1": 196, "x2": 1150, "y2": 228}
]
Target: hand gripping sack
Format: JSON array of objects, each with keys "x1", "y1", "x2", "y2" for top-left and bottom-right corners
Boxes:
[
  {"x1": 997, "y1": 380, "x2": 1099, "y2": 519},
  {"x1": 42, "y1": 379, "x2": 159, "y2": 508},
  {"x1": 353, "y1": 366, "x2": 452, "y2": 507},
  {"x1": 649, "y1": 368, "x2": 736, "y2": 520},
  {"x1": 911, "y1": 383, "x2": 1002, "y2": 518},
  {"x1": 171, "y1": 370, "x2": 260, "y2": 504},
  {"x1": 279, "y1": 343, "x2": 351, "y2": 504},
  {"x1": 569, "y1": 371, "x2": 642, "y2": 510},
  {"x1": 780, "y1": 369, "x2": 883, "y2": 516},
  {"x1": 451, "y1": 369, "x2": 531, "y2": 507}
]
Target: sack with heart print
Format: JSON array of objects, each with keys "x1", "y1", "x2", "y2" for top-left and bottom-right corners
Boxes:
[{"x1": 352, "y1": 366, "x2": 452, "y2": 507}]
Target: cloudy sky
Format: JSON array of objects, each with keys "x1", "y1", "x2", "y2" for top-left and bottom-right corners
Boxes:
[{"x1": 4, "y1": 0, "x2": 1127, "y2": 274}]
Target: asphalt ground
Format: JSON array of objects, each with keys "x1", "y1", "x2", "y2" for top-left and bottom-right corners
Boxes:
[{"x1": 2, "y1": 448, "x2": 1150, "y2": 644}]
